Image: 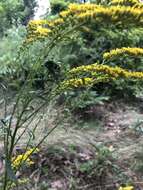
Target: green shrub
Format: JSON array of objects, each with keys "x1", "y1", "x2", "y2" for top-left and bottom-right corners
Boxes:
[
  {"x1": 0, "y1": 26, "x2": 26, "y2": 76},
  {"x1": 50, "y1": 0, "x2": 68, "y2": 15}
]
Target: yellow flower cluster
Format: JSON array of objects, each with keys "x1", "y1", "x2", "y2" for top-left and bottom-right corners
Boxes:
[
  {"x1": 28, "y1": 18, "x2": 64, "y2": 28},
  {"x1": 26, "y1": 18, "x2": 64, "y2": 43},
  {"x1": 59, "y1": 3, "x2": 143, "y2": 27},
  {"x1": 59, "y1": 74, "x2": 116, "y2": 90},
  {"x1": 111, "y1": 0, "x2": 141, "y2": 6},
  {"x1": 27, "y1": 20, "x2": 48, "y2": 31},
  {"x1": 69, "y1": 63, "x2": 143, "y2": 79},
  {"x1": 118, "y1": 185, "x2": 134, "y2": 190},
  {"x1": 26, "y1": 21, "x2": 49, "y2": 43},
  {"x1": 60, "y1": 3, "x2": 100, "y2": 18},
  {"x1": 77, "y1": 5, "x2": 143, "y2": 24},
  {"x1": 59, "y1": 62, "x2": 143, "y2": 91},
  {"x1": 60, "y1": 77, "x2": 94, "y2": 90},
  {"x1": 62, "y1": 3, "x2": 143, "y2": 25},
  {"x1": 31, "y1": 26, "x2": 51, "y2": 41},
  {"x1": 103, "y1": 47, "x2": 143, "y2": 60},
  {"x1": 12, "y1": 148, "x2": 39, "y2": 168},
  {"x1": 26, "y1": 3, "x2": 143, "y2": 43}
]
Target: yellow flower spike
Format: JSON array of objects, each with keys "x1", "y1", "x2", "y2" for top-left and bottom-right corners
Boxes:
[
  {"x1": 118, "y1": 185, "x2": 134, "y2": 190},
  {"x1": 111, "y1": 0, "x2": 142, "y2": 7},
  {"x1": 59, "y1": 74, "x2": 115, "y2": 91},
  {"x1": 28, "y1": 20, "x2": 48, "y2": 27},
  {"x1": 12, "y1": 148, "x2": 39, "y2": 169},
  {"x1": 103, "y1": 47, "x2": 143, "y2": 60},
  {"x1": 59, "y1": 61, "x2": 143, "y2": 92},
  {"x1": 25, "y1": 3, "x2": 143, "y2": 43},
  {"x1": 60, "y1": 10, "x2": 71, "y2": 18},
  {"x1": 35, "y1": 26, "x2": 51, "y2": 36},
  {"x1": 68, "y1": 63, "x2": 143, "y2": 79},
  {"x1": 59, "y1": 78, "x2": 94, "y2": 90}
]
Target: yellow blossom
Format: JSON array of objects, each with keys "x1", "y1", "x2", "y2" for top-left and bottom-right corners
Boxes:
[
  {"x1": 118, "y1": 185, "x2": 134, "y2": 190},
  {"x1": 60, "y1": 10, "x2": 71, "y2": 18},
  {"x1": 25, "y1": 3, "x2": 143, "y2": 43},
  {"x1": 103, "y1": 47, "x2": 143, "y2": 60},
  {"x1": 59, "y1": 74, "x2": 115, "y2": 91},
  {"x1": 68, "y1": 63, "x2": 143, "y2": 79},
  {"x1": 35, "y1": 26, "x2": 51, "y2": 35},
  {"x1": 111, "y1": 0, "x2": 142, "y2": 7},
  {"x1": 60, "y1": 77, "x2": 94, "y2": 90},
  {"x1": 12, "y1": 148, "x2": 39, "y2": 168}
]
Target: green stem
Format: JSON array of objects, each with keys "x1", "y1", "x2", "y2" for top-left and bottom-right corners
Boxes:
[
  {"x1": 3, "y1": 170, "x2": 8, "y2": 190},
  {"x1": 17, "y1": 121, "x2": 60, "y2": 169},
  {"x1": 16, "y1": 116, "x2": 43, "y2": 172},
  {"x1": 9, "y1": 98, "x2": 32, "y2": 159}
]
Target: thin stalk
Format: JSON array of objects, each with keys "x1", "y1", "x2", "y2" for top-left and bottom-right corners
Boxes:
[
  {"x1": 18, "y1": 86, "x2": 57, "y2": 128},
  {"x1": 8, "y1": 98, "x2": 32, "y2": 158},
  {"x1": 14, "y1": 110, "x2": 38, "y2": 146},
  {"x1": 15, "y1": 115, "x2": 63, "y2": 170},
  {"x1": 3, "y1": 170, "x2": 8, "y2": 190},
  {"x1": 15, "y1": 115, "x2": 43, "y2": 172},
  {"x1": 5, "y1": 81, "x2": 30, "y2": 158}
]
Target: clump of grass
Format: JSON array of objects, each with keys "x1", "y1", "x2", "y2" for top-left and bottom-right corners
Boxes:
[{"x1": 132, "y1": 149, "x2": 143, "y2": 174}]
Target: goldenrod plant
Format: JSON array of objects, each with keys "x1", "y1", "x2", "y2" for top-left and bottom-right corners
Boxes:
[
  {"x1": 0, "y1": 43, "x2": 64, "y2": 190},
  {"x1": 25, "y1": 3, "x2": 143, "y2": 43},
  {"x1": 1, "y1": 0, "x2": 143, "y2": 189}
]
